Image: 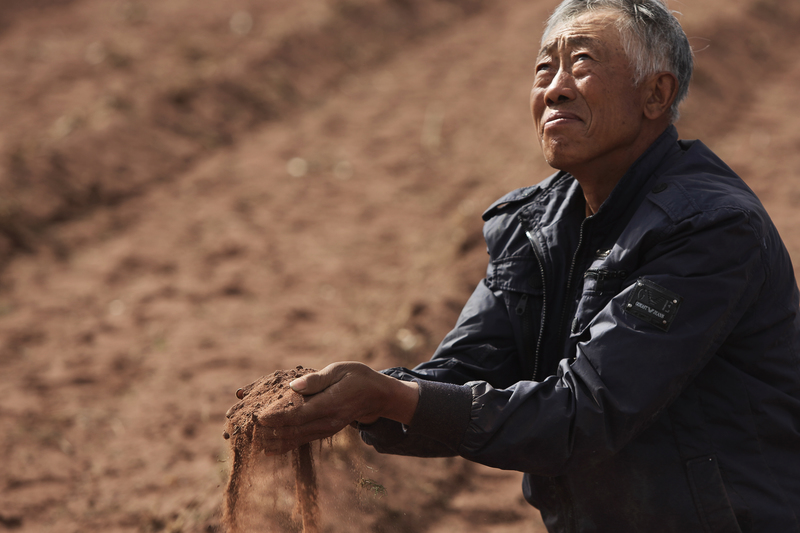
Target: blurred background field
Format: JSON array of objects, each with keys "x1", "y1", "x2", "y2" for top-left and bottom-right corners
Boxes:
[{"x1": 1, "y1": 0, "x2": 799, "y2": 531}]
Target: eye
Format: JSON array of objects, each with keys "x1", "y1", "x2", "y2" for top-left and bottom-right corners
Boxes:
[
  {"x1": 535, "y1": 61, "x2": 551, "y2": 73},
  {"x1": 574, "y1": 52, "x2": 592, "y2": 62}
]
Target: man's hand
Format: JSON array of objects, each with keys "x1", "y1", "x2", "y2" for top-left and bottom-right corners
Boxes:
[{"x1": 228, "y1": 362, "x2": 419, "y2": 456}]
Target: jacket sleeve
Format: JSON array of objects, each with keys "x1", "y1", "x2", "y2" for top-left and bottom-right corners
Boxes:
[
  {"x1": 363, "y1": 206, "x2": 770, "y2": 475},
  {"x1": 360, "y1": 277, "x2": 524, "y2": 456}
]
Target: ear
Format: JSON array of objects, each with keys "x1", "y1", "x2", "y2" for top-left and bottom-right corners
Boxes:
[{"x1": 642, "y1": 72, "x2": 679, "y2": 121}]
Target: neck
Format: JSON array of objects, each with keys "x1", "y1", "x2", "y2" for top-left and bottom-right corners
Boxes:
[
  {"x1": 581, "y1": 171, "x2": 622, "y2": 216},
  {"x1": 573, "y1": 122, "x2": 668, "y2": 216}
]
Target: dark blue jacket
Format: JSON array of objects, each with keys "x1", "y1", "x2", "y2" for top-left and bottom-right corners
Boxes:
[{"x1": 360, "y1": 126, "x2": 800, "y2": 532}]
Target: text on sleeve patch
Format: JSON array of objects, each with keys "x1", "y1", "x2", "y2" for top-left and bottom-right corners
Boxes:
[{"x1": 624, "y1": 278, "x2": 682, "y2": 332}]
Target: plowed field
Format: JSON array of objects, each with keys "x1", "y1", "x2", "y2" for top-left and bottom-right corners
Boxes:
[{"x1": 2, "y1": 0, "x2": 799, "y2": 531}]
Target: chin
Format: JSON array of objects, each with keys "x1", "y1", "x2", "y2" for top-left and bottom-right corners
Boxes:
[
  {"x1": 541, "y1": 139, "x2": 575, "y2": 170},
  {"x1": 542, "y1": 149, "x2": 573, "y2": 172}
]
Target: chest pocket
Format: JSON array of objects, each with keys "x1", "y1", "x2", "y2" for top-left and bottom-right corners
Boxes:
[
  {"x1": 572, "y1": 267, "x2": 629, "y2": 336},
  {"x1": 487, "y1": 257, "x2": 544, "y2": 380},
  {"x1": 487, "y1": 257, "x2": 542, "y2": 294}
]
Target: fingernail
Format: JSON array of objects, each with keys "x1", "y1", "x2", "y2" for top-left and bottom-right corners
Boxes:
[{"x1": 290, "y1": 377, "x2": 306, "y2": 392}]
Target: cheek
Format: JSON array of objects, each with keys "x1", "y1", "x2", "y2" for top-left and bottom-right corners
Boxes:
[{"x1": 530, "y1": 89, "x2": 544, "y2": 121}]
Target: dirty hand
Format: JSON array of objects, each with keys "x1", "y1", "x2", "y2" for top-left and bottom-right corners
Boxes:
[{"x1": 233, "y1": 362, "x2": 418, "y2": 456}]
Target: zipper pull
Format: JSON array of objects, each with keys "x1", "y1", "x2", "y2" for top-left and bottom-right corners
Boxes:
[{"x1": 516, "y1": 294, "x2": 529, "y2": 315}]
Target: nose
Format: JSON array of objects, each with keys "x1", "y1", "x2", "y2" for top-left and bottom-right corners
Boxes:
[{"x1": 544, "y1": 67, "x2": 576, "y2": 106}]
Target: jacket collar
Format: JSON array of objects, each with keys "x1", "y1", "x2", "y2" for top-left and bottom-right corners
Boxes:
[
  {"x1": 487, "y1": 125, "x2": 683, "y2": 231},
  {"x1": 587, "y1": 125, "x2": 682, "y2": 233}
]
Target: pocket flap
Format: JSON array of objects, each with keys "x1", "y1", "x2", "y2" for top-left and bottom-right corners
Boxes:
[{"x1": 487, "y1": 257, "x2": 542, "y2": 295}]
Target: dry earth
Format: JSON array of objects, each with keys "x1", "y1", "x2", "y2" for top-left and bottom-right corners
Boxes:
[{"x1": 1, "y1": 0, "x2": 799, "y2": 531}]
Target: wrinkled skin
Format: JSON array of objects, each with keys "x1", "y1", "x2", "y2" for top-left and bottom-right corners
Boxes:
[{"x1": 531, "y1": 10, "x2": 677, "y2": 214}]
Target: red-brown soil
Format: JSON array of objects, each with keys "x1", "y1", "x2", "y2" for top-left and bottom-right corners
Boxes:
[
  {"x1": 223, "y1": 367, "x2": 319, "y2": 533},
  {"x1": 2, "y1": 0, "x2": 800, "y2": 532}
]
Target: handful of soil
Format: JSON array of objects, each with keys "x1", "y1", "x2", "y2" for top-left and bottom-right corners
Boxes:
[{"x1": 223, "y1": 366, "x2": 319, "y2": 533}]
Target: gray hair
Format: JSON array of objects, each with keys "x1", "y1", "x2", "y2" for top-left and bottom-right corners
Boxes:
[{"x1": 542, "y1": 0, "x2": 693, "y2": 121}]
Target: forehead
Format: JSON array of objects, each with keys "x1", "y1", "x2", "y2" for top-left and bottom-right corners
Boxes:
[{"x1": 539, "y1": 10, "x2": 623, "y2": 56}]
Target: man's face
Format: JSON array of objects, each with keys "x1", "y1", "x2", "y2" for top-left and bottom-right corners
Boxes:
[{"x1": 531, "y1": 11, "x2": 647, "y2": 175}]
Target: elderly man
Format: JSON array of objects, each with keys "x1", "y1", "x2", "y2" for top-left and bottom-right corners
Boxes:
[{"x1": 232, "y1": 0, "x2": 800, "y2": 530}]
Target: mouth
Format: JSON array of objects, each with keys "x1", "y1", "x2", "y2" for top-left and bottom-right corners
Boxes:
[{"x1": 543, "y1": 111, "x2": 582, "y2": 128}]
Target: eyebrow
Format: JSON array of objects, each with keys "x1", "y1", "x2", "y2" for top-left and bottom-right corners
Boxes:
[{"x1": 538, "y1": 35, "x2": 602, "y2": 58}]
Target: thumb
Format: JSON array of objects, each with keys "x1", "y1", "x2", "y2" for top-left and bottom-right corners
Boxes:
[
  {"x1": 290, "y1": 362, "x2": 351, "y2": 395},
  {"x1": 290, "y1": 368, "x2": 332, "y2": 395}
]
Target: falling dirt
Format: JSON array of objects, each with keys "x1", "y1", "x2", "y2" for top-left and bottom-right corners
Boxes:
[
  {"x1": 223, "y1": 366, "x2": 319, "y2": 533},
  {"x1": 292, "y1": 444, "x2": 319, "y2": 533}
]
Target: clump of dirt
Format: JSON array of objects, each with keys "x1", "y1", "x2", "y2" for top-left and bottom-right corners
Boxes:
[{"x1": 223, "y1": 366, "x2": 319, "y2": 533}]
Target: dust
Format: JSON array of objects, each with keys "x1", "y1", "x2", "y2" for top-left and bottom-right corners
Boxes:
[{"x1": 223, "y1": 366, "x2": 319, "y2": 533}]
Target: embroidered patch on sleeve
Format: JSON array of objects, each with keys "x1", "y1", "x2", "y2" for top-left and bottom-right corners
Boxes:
[{"x1": 624, "y1": 278, "x2": 683, "y2": 332}]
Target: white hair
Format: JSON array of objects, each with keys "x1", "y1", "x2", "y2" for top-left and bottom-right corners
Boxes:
[{"x1": 543, "y1": 0, "x2": 693, "y2": 121}]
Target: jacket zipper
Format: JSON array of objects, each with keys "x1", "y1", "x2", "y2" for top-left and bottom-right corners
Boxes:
[
  {"x1": 527, "y1": 224, "x2": 576, "y2": 525},
  {"x1": 583, "y1": 268, "x2": 628, "y2": 279},
  {"x1": 525, "y1": 229, "x2": 548, "y2": 381},
  {"x1": 584, "y1": 268, "x2": 628, "y2": 293},
  {"x1": 554, "y1": 218, "x2": 589, "y2": 531},
  {"x1": 515, "y1": 294, "x2": 538, "y2": 381},
  {"x1": 557, "y1": 217, "x2": 591, "y2": 355}
]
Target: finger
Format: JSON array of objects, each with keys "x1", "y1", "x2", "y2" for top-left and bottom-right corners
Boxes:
[
  {"x1": 260, "y1": 430, "x2": 343, "y2": 455},
  {"x1": 261, "y1": 433, "x2": 335, "y2": 456},
  {"x1": 254, "y1": 398, "x2": 331, "y2": 428},
  {"x1": 256, "y1": 424, "x2": 343, "y2": 454},
  {"x1": 261, "y1": 415, "x2": 349, "y2": 439},
  {"x1": 256, "y1": 423, "x2": 349, "y2": 456},
  {"x1": 290, "y1": 362, "x2": 354, "y2": 395},
  {"x1": 289, "y1": 370, "x2": 330, "y2": 395}
]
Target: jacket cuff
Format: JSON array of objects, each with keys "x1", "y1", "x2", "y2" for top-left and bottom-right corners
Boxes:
[
  {"x1": 406, "y1": 379, "x2": 473, "y2": 451},
  {"x1": 358, "y1": 416, "x2": 407, "y2": 447}
]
